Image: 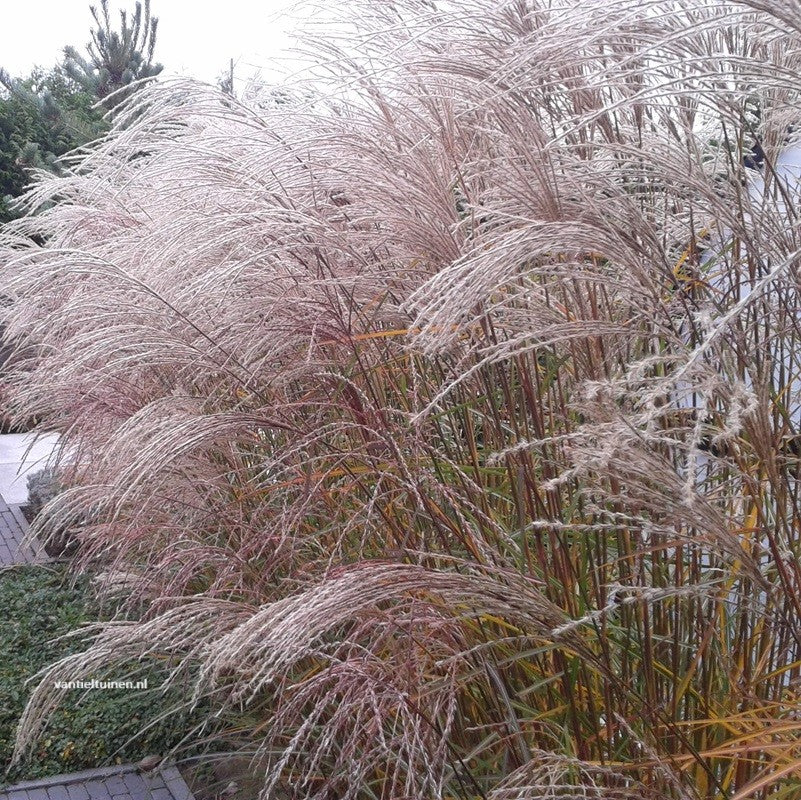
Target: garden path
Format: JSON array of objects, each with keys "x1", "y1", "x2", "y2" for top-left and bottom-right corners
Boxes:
[
  {"x1": 0, "y1": 432, "x2": 59, "y2": 564},
  {"x1": 0, "y1": 493, "x2": 41, "y2": 565},
  {"x1": 0, "y1": 764, "x2": 195, "y2": 800}
]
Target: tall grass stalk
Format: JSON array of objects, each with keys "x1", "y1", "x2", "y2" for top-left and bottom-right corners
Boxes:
[{"x1": 3, "y1": 1, "x2": 801, "y2": 797}]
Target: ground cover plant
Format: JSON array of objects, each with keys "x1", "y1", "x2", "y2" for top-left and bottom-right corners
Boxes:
[
  {"x1": 3, "y1": 0, "x2": 801, "y2": 797},
  {"x1": 0, "y1": 566, "x2": 212, "y2": 783}
]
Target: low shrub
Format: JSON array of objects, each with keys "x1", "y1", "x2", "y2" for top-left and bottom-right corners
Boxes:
[
  {"x1": 24, "y1": 468, "x2": 76, "y2": 558},
  {"x1": 25, "y1": 468, "x2": 61, "y2": 519}
]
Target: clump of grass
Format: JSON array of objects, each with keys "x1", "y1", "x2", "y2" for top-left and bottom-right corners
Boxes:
[{"x1": 3, "y1": 0, "x2": 801, "y2": 797}]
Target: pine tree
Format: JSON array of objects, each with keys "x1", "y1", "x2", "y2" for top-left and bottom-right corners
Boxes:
[
  {"x1": 0, "y1": 66, "x2": 106, "y2": 221},
  {"x1": 0, "y1": 1, "x2": 162, "y2": 222},
  {"x1": 63, "y1": 0, "x2": 162, "y2": 105}
]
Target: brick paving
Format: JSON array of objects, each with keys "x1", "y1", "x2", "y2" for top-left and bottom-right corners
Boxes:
[
  {"x1": 0, "y1": 495, "x2": 43, "y2": 565},
  {"x1": 0, "y1": 765, "x2": 195, "y2": 800}
]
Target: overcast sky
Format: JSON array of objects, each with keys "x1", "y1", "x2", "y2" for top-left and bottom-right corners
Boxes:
[{"x1": 0, "y1": 0, "x2": 304, "y2": 86}]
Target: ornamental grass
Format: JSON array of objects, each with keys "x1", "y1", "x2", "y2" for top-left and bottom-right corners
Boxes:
[{"x1": 4, "y1": 1, "x2": 801, "y2": 797}]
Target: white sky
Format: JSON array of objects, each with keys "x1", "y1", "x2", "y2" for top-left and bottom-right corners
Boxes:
[{"x1": 0, "y1": 0, "x2": 305, "y2": 86}]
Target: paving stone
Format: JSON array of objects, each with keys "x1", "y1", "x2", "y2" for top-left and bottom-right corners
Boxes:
[
  {"x1": 159, "y1": 768, "x2": 193, "y2": 800},
  {"x1": 145, "y1": 776, "x2": 167, "y2": 791},
  {"x1": 0, "y1": 491, "x2": 37, "y2": 565},
  {"x1": 119, "y1": 776, "x2": 145, "y2": 797},
  {"x1": 98, "y1": 779, "x2": 126, "y2": 798},
  {"x1": 80, "y1": 782, "x2": 109, "y2": 800},
  {"x1": 45, "y1": 788, "x2": 72, "y2": 800},
  {"x1": 66, "y1": 786, "x2": 90, "y2": 800}
]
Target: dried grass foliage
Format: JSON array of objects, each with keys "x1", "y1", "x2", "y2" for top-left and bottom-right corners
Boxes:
[{"x1": 4, "y1": 0, "x2": 801, "y2": 797}]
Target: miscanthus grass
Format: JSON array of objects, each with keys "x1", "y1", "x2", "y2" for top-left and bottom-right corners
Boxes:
[{"x1": 3, "y1": 1, "x2": 801, "y2": 797}]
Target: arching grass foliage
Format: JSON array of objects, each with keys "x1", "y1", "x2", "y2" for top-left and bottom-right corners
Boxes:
[{"x1": 4, "y1": 1, "x2": 801, "y2": 797}]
